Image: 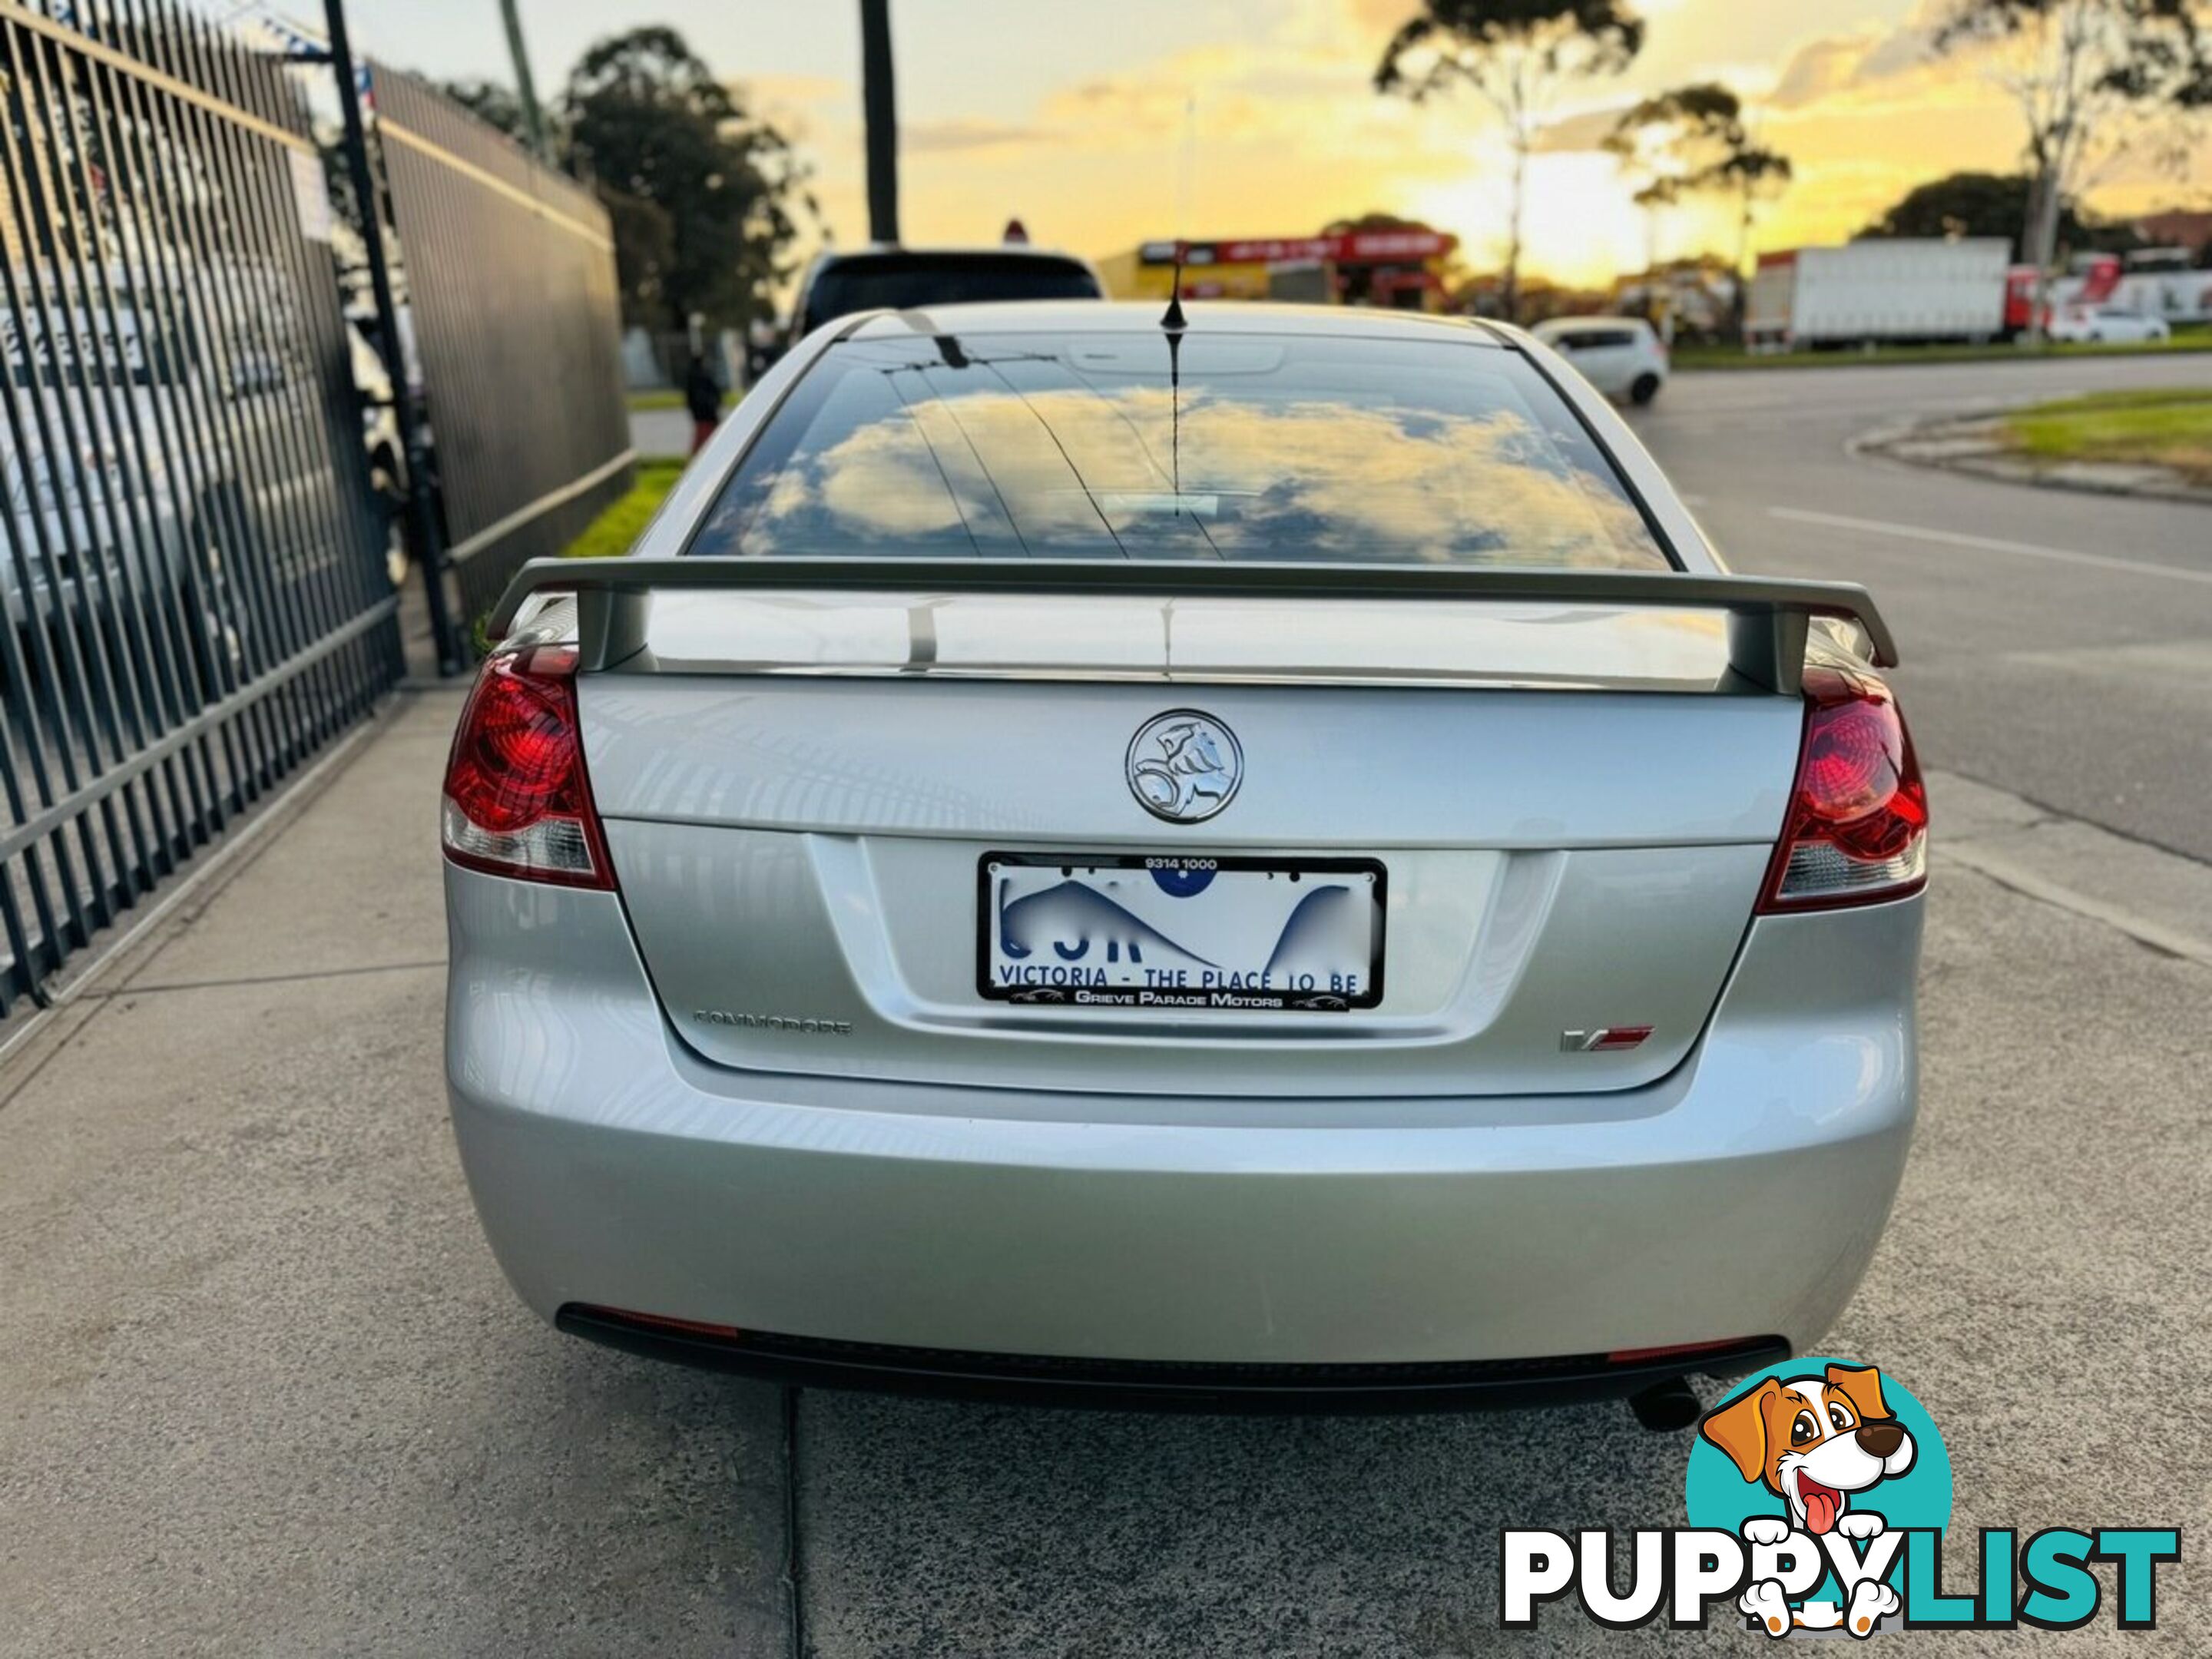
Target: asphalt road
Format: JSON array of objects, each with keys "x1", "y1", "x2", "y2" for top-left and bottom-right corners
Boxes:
[
  {"x1": 3, "y1": 356, "x2": 2208, "y2": 1658},
  {"x1": 1629, "y1": 356, "x2": 2212, "y2": 862}
]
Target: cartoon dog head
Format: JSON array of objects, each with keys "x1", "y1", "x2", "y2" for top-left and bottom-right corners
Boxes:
[{"x1": 1699, "y1": 1363, "x2": 1916, "y2": 1536}]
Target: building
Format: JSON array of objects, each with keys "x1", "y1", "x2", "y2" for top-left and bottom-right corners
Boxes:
[
  {"x1": 2128, "y1": 208, "x2": 2212, "y2": 259},
  {"x1": 1096, "y1": 227, "x2": 1459, "y2": 309}
]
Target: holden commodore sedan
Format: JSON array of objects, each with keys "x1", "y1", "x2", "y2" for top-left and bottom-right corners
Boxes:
[{"x1": 444, "y1": 303, "x2": 1926, "y2": 1422}]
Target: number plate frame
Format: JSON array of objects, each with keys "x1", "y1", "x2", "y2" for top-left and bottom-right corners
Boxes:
[{"x1": 976, "y1": 851, "x2": 1387, "y2": 1012}]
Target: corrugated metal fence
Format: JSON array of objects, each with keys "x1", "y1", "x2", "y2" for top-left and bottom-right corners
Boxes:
[
  {"x1": 0, "y1": 0, "x2": 401, "y2": 1013},
  {"x1": 372, "y1": 67, "x2": 632, "y2": 627}
]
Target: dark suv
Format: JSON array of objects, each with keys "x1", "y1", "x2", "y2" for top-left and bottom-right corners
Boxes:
[{"x1": 789, "y1": 246, "x2": 1104, "y2": 339}]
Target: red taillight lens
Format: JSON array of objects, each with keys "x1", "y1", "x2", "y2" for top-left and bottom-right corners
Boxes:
[
  {"x1": 440, "y1": 643, "x2": 613, "y2": 889},
  {"x1": 1758, "y1": 666, "x2": 1928, "y2": 912}
]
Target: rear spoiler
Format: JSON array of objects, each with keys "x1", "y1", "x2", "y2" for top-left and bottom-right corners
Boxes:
[{"x1": 489, "y1": 558, "x2": 1897, "y2": 696}]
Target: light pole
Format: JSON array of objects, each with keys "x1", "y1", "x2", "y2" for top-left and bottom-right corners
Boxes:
[
  {"x1": 859, "y1": 0, "x2": 899, "y2": 243},
  {"x1": 497, "y1": 0, "x2": 552, "y2": 164}
]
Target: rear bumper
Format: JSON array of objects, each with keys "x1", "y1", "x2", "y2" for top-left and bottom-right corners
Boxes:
[
  {"x1": 446, "y1": 870, "x2": 1920, "y2": 1375},
  {"x1": 553, "y1": 1310, "x2": 1788, "y2": 1413}
]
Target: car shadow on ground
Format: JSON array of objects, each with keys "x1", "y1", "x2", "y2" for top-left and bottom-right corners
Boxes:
[{"x1": 789, "y1": 1386, "x2": 1730, "y2": 1657}]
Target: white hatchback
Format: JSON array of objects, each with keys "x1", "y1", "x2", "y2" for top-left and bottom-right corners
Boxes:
[
  {"x1": 2047, "y1": 306, "x2": 2172, "y2": 345},
  {"x1": 1532, "y1": 315, "x2": 1670, "y2": 405}
]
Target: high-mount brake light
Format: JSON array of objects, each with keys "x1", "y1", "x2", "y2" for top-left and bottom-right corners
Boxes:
[
  {"x1": 1758, "y1": 665, "x2": 1928, "y2": 912},
  {"x1": 440, "y1": 643, "x2": 614, "y2": 889}
]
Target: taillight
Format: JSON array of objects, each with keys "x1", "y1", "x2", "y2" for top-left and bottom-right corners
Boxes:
[
  {"x1": 1758, "y1": 665, "x2": 1928, "y2": 912},
  {"x1": 440, "y1": 642, "x2": 614, "y2": 889}
]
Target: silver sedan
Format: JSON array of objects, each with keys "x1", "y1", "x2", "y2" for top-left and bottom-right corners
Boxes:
[{"x1": 443, "y1": 303, "x2": 1926, "y2": 1422}]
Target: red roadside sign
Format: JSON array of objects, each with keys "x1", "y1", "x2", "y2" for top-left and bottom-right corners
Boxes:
[{"x1": 1144, "y1": 229, "x2": 1455, "y2": 267}]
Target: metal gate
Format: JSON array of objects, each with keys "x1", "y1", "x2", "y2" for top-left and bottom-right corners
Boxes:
[
  {"x1": 371, "y1": 66, "x2": 633, "y2": 630},
  {"x1": 0, "y1": 0, "x2": 401, "y2": 1013}
]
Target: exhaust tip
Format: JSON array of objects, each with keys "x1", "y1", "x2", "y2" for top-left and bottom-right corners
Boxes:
[{"x1": 1629, "y1": 1376, "x2": 1702, "y2": 1433}]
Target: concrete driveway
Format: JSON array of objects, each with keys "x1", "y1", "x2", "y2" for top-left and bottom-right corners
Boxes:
[{"x1": 3, "y1": 362, "x2": 2210, "y2": 1656}]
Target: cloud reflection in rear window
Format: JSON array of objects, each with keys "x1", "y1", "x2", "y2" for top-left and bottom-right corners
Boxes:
[{"x1": 690, "y1": 331, "x2": 1668, "y2": 569}]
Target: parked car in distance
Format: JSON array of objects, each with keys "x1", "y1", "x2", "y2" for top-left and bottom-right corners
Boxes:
[
  {"x1": 446, "y1": 303, "x2": 1926, "y2": 1425},
  {"x1": 2045, "y1": 306, "x2": 2172, "y2": 345},
  {"x1": 787, "y1": 244, "x2": 1104, "y2": 341},
  {"x1": 1532, "y1": 315, "x2": 1669, "y2": 404}
]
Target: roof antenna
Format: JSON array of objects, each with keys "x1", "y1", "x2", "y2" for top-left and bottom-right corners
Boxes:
[
  {"x1": 1161, "y1": 243, "x2": 1188, "y2": 332},
  {"x1": 1167, "y1": 301, "x2": 1184, "y2": 506},
  {"x1": 1161, "y1": 93, "x2": 1195, "y2": 333}
]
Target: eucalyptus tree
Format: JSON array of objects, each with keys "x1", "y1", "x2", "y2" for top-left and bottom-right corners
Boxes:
[
  {"x1": 1929, "y1": 0, "x2": 2212, "y2": 338},
  {"x1": 1376, "y1": 1, "x2": 1644, "y2": 320},
  {"x1": 1606, "y1": 82, "x2": 1791, "y2": 333}
]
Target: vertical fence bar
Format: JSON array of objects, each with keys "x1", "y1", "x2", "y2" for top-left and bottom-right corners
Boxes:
[
  {"x1": 0, "y1": 35, "x2": 114, "y2": 952},
  {"x1": 14, "y1": 16, "x2": 180, "y2": 896},
  {"x1": 39, "y1": 8, "x2": 213, "y2": 869},
  {"x1": 0, "y1": 0, "x2": 401, "y2": 1008},
  {"x1": 106, "y1": 0, "x2": 278, "y2": 800},
  {"x1": 90, "y1": 0, "x2": 254, "y2": 826}
]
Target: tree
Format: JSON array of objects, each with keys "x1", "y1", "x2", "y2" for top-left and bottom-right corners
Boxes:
[
  {"x1": 561, "y1": 28, "x2": 810, "y2": 330},
  {"x1": 1856, "y1": 170, "x2": 2118, "y2": 254},
  {"x1": 1375, "y1": 1, "x2": 1644, "y2": 323},
  {"x1": 1929, "y1": 0, "x2": 2212, "y2": 339},
  {"x1": 596, "y1": 188, "x2": 678, "y2": 323},
  {"x1": 1604, "y1": 82, "x2": 1790, "y2": 336},
  {"x1": 1320, "y1": 211, "x2": 1438, "y2": 234},
  {"x1": 1604, "y1": 87, "x2": 1704, "y2": 277}
]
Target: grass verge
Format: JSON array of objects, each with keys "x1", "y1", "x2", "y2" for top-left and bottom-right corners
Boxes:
[
  {"x1": 1672, "y1": 332, "x2": 2212, "y2": 372},
  {"x1": 628, "y1": 387, "x2": 743, "y2": 412},
  {"x1": 1999, "y1": 387, "x2": 2212, "y2": 485},
  {"x1": 562, "y1": 459, "x2": 687, "y2": 559}
]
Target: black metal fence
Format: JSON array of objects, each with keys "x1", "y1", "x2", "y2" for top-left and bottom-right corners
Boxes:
[
  {"x1": 0, "y1": 0, "x2": 402, "y2": 1014},
  {"x1": 371, "y1": 66, "x2": 632, "y2": 629}
]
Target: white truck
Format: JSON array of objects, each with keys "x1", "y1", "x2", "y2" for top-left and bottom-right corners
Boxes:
[{"x1": 1745, "y1": 239, "x2": 2011, "y2": 349}]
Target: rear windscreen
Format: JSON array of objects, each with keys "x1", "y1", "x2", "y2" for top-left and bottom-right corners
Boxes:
[
  {"x1": 801, "y1": 257, "x2": 1102, "y2": 331},
  {"x1": 691, "y1": 330, "x2": 1668, "y2": 569}
]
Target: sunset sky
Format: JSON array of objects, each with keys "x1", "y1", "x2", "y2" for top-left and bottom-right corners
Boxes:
[{"x1": 359, "y1": 0, "x2": 2209, "y2": 287}]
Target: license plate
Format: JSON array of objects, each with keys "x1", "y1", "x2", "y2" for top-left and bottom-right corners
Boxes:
[{"x1": 978, "y1": 853, "x2": 1386, "y2": 1012}]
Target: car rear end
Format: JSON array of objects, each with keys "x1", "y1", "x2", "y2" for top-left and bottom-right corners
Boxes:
[
  {"x1": 443, "y1": 306, "x2": 1925, "y2": 1413},
  {"x1": 1531, "y1": 317, "x2": 1667, "y2": 405}
]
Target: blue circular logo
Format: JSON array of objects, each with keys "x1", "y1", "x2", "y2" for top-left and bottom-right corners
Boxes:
[{"x1": 1149, "y1": 865, "x2": 1217, "y2": 898}]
